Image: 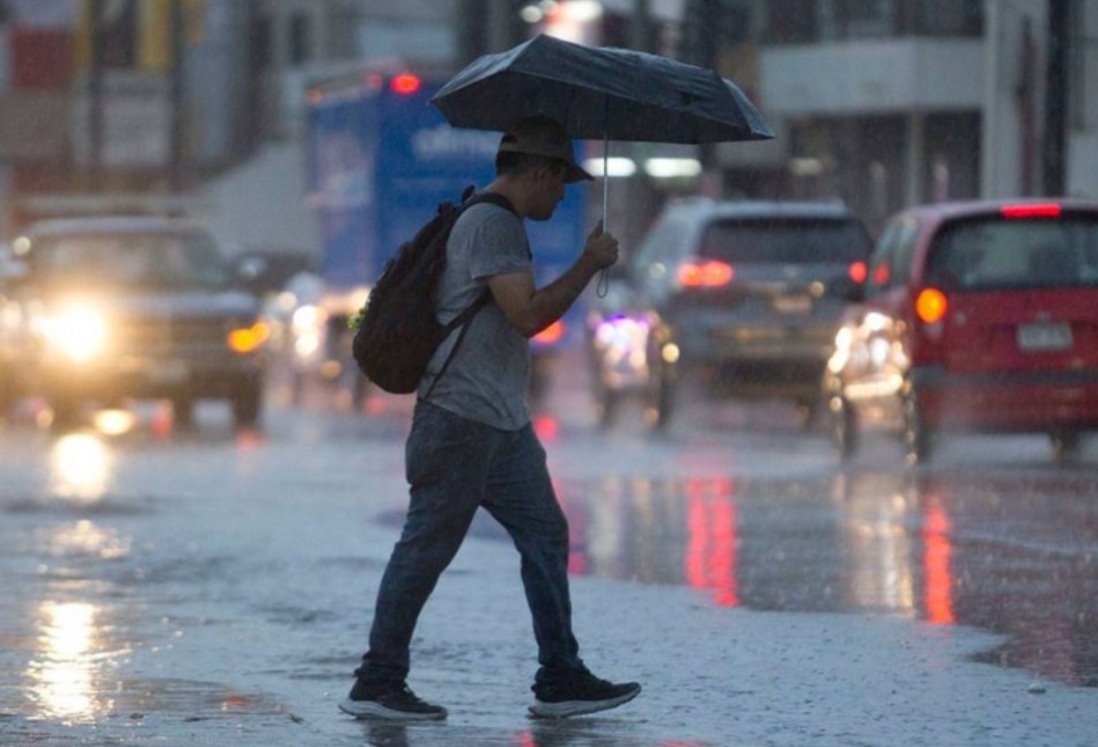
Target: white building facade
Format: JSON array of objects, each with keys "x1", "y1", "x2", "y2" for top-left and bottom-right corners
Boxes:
[{"x1": 711, "y1": 0, "x2": 1098, "y2": 232}]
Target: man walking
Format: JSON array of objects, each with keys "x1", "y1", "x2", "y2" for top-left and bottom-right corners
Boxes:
[{"x1": 340, "y1": 116, "x2": 641, "y2": 721}]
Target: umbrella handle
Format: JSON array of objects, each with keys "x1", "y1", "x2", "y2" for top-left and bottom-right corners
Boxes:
[{"x1": 596, "y1": 137, "x2": 610, "y2": 298}]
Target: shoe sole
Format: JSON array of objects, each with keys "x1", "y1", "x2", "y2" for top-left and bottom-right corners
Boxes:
[
  {"x1": 338, "y1": 699, "x2": 447, "y2": 721},
  {"x1": 528, "y1": 684, "x2": 642, "y2": 719}
]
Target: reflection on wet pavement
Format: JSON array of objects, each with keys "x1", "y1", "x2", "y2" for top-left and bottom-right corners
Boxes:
[
  {"x1": 545, "y1": 470, "x2": 1098, "y2": 688},
  {"x1": 49, "y1": 432, "x2": 114, "y2": 502},
  {"x1": 355, "y1": 722, "x2": 721, "y2": 747},
  {"x1": 29, "y1": 601, "x2": 99, "y2": 720}
]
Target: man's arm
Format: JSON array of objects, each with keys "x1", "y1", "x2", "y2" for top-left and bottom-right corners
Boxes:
[{"x1": 488, "y1": 222, "x2": 619, "y2": 338}]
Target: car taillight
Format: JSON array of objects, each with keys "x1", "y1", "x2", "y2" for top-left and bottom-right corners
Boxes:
[
  {"x1": 390, "y1": 73, "x2": 422, "y2": 95},
  {"x1": 1001, "y1": 203, "x2": 1062, "y2": 219},
  {"x1": 848, "y1": 260, "x2": 867, "y2": 284},
  {"x1": 533, "y1": 320, "x2": 564, "y2": 345},
  {"x1": 678, "y1": 259, "x2": 734, "y2": 288},
  {"x1": 915, "y1": 288, "x2": 948, "y2": 325}
]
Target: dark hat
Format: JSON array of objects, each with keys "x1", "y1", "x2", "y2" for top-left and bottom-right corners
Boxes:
[{"x1": 498, "y1": 116, "x2": 594, "y2": 183}]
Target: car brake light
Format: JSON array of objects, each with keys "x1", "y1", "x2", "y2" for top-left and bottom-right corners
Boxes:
[
  {"x1": 849, "y1": 260, "x2": 867, "y2": 284},
  {"x1": 1001, "y1": 203, "x2": 1062, "y2": 219},
  {"x1": 390, "y1": 73, "x2": 422, "y2": 95},
  {"x1": 533, "y1": 320, "x2": 564, "y2": 345},
  {"x1": 915, "y1": 288, "x2": 948, "y2": 325},
  {"x1": 678, "y1": 260, "x2": 734, "y2": 288}
]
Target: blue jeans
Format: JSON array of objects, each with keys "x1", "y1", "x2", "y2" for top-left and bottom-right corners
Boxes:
[{"x1": 357, "y1": 399, "x2": 584, "y2": 687}]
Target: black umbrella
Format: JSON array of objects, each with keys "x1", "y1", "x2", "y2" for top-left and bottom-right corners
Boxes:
[
  {"x1": 432, "y1": 34, "x2": 773, "y2": 258},
  {"x1": 432, "y1": 34, "x2": 774, "y2": 145}
]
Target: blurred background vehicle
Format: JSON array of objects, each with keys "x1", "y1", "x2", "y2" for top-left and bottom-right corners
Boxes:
[
  {"x1": 226, "y1": 247, "x2": 318, "y2": 399},
  {"x1": 290, "y1": 66, "x2": 589, "y2": 411},
  {"x1": 824, "y1": 199, "x2": 1098, "y2": 464},
  {"x1": 587, "y1": 198, "x2": 872, "y2": 429},
  {"x1": 4, "y1": 216, "x2": 268, "y2": 429},
  {"x1": 0, "y1": 241, "x2": 25, "y2": 415}
]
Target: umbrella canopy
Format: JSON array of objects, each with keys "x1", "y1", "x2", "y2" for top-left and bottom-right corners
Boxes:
[{"x1": 432, "y1": 34, "x2": 774, "y2": 144}]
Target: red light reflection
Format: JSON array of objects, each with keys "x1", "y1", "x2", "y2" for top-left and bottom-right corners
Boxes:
[
  {"x1": 365, "y1": 396, "x2": 386, "y2": 416},
  {"x1": 923, "y1": 497, "x2": 955, "y2": 625},
  {"x1": 234, "y1": 428, "x2": 264, "y2": 451},
  {"x1": 554, "y1": 480, "x2": 589, "y2": 575},
  {"x1": 684, "y1": 479, "x2": 739, "y2": 607},
  {"x1": 533, "y1": 414, "x2": 559, "y2": 441},
  {"x1": 532, "y1": 320, "x2": 565, "y2": 345}
]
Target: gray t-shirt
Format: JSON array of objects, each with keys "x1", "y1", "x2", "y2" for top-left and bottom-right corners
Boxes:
[{"x1": 417, "y1": 201, "x2": 532, "y2": 430}]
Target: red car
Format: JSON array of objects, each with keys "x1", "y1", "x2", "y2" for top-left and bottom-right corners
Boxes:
[{"x1": 823, "y1": 199, "x2": 1098, "y2": 463}]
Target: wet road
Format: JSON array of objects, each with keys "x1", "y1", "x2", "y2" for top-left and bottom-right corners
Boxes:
[{"x1": 1, "y1": 365, "x2": 1097, "y2": 745}]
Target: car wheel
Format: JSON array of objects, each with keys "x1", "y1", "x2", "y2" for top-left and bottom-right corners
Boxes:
[
  {"x1": 645, "y1": 365, "x2": 674, "y2": 431},
  {"x1": 171, "y1": 397, "x2": 195, "y2": 428},
  {"x1": 828, "y1": 394, "x2": 858, "y2": 462},
  {"x1": 50, "y1": 397, "x2": 83, "y2": 430},
  {"x1": 351, "y1": 372, "x2": 369, "y2": 410},
  {"x1": 529, "y1": 354, "x2": 554, "y2": 411},
  {"x1": 0, "y1": 377, "x2": 15, "y2": 419},
  {"x1": 594, "y1": 384, "x2": 620, "y2": 428},
  {"x1": 290, "y1": 370, "x2": 307, "y2": 406},
  {"x1": 1050, "y1": 431, "x2": 1081, "y2": 462},
  {"x1": 902, "y1": 388, "x2": 933, "y2": 466},
  {"x1": 231, "y1": 382, "x2": 264, "y2": 429},
  {"x1": 795, "y1": 396, "x2": 820, "y2": 431}
]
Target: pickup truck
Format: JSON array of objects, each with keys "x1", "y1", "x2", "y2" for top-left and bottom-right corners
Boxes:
[{"x1": 2, "y1": 216, "x2": 268, "y2": 428}]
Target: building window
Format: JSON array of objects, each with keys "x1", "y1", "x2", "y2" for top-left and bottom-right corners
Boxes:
[
  {"x1": 764, "y1": 0, "x2": 818, "y2": 44},
  {"x1": 910, "y1": 0, "x2": 982, "y2": 36},
  {"x1": 250, "y1": 16, "x2": 271, "y2": 72},
  {"x1": 832, "y1": 0, "x2": 896, "y2": 40},
  {"x1": 289, "y1": 13, "x2": 310, "y2": 66}
]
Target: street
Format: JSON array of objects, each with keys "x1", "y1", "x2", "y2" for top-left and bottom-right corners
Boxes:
[{"x1": 1, "y1": 355, "x2": 1096, "y2": 746}]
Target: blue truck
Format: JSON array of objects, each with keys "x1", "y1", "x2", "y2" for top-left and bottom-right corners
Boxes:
[{"x1": 296, "y1": 69, "x2": 589, "y2": 407}]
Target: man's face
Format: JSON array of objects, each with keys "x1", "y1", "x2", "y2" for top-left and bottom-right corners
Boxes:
[{"x1": 527, "y1": 162, "x2": 568, "y2": 222}]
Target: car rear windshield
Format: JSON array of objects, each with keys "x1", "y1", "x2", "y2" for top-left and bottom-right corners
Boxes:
[
  {"x1": 926, "y1": 214, "x2": 1098, "y2": 290},
  {"x1": 28, "y1": 232, "x2": 229, "y2": 290},
  {"x1": 699, "y1": 218, "x2": 871, "y2": 264}
]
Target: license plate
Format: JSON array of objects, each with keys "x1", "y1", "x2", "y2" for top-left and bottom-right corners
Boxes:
[
  {"x1": 773, "y1": 295, "x2": 811, "y2": 315},
  {"x1": 1017, "y1": 322, "x2": 1073, "y2": 352},
  {"x1": 148, "y1": 361, "x2": 189, "y2": 383}
]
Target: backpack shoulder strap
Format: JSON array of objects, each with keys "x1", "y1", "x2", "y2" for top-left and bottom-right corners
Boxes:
[
  {"x1": 421, "y1": 189, "x2": 518, "y2": 400},
  {"x1": 462, "y1": 189, "x2": 518, "y2": 216},
  {"x1": 422, "y1": 291, "x2": 491, "y2": 400}
]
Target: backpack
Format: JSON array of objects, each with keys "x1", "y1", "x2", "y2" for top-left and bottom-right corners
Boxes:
[{"x1": 351, "y1": 186, "x2": 516, "y2": 395}]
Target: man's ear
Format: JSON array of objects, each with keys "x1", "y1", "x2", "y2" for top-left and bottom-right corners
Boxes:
[{"x1": 531, "y1": 162, "x2": 554, "y2": 182}]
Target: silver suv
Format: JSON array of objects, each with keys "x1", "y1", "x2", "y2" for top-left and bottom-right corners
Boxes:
[
  {"x1": 588, "y1": 199, "x2": 872, "y2": 428},
  {"x1": 4, "y1": 217, "x2": 268, "y2": 428}
]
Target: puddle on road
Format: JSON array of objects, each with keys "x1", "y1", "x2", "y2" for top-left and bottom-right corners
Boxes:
[
  {"x1": 452, "y1": 470, "x2": 1098, "y2": 688},
  {"x1": 1, "y1": 430, "x2": 162, "y2": 517},
  {"x1": 5, "y1": 596, "x2": 286, "y2": 728}
]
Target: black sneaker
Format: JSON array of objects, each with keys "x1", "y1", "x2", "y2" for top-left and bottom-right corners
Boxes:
[
  {"x1": 529, "y1": 670, "x2": 642, "y2": 718},
  {"x1": 338, "y1": 679, "x2": 447, "y2": 721}
]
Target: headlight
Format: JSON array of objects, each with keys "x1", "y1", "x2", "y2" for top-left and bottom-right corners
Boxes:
[
  {"x1": 291, "y1": 304, "x2": 325, "y2": 360},
  {"x1": 37, "y1": 303, "x2": 109, "y2": 362},
  {"x1": 594, "y1": 314, "x2": 652, "y2": 373}
]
